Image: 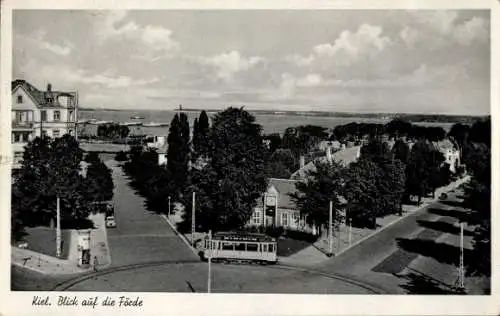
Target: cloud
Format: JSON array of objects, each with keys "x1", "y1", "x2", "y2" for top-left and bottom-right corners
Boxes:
[
  {"x1": 284, "y1": 23, "x2": 392, "y2": 78},
  {"x1": 19, "y1": 59, "x2": 161, "y2": 89},
  {"x1": 18, "y1": 30, "x2": 73, "y2": 56},
  {"x1": 408, "y1": 11, "x2": 489, "y2": 47},
  {"x1": 399, "y1": 27, "x2": 420, "y2": 48},
  {"x1": 198, "y1": 50, "x2": 264, "y2": 82},
  {"x1": 95, "y1": 10, "x2": 180, "y2": 56}
]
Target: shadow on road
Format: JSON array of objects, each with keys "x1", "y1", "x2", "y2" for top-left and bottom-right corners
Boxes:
[
  {"x1": 416, "y1": 220, "x2": 474, "y2": 237},
  {"x1": 438, "y1": 200, "x2": 466, "y2": 209},
  {"x1": 427, "y1": 208, "x2": 472, "y2": 223},
  {"x1": 396, "y1": 268, "x2": 466, "y2": 295},
  {"x1": 395, "y1": 238, "x2": 471, "y2": 267}
]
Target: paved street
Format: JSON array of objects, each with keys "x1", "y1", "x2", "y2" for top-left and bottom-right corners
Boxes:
[
  {"x1": 104, "y1": 159, "x2": 197, "y2": 267},
  {"x1": 313, "y1": 190, "x2": 479, "y2": 293},
  {"x1": 54, "y1": 262, "x2": 379, "y2": 294}
]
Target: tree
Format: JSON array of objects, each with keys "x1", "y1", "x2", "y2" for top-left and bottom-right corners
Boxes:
[
  {"x1": 192, "y1": 110, "x2": 211, "y2": 161},
  {"x1": 385, "y1": 119, "x2": 413, "y2": 139},
  {"x1": 182, "y1": 107, "x2": 268, "y2": 231},
  {"x1": 448, "y1": 123, "x2": 470, "y2": 158},
  {"x1": 291, "y1": 161, "x2": 345, "y2": 232},
  {"x1": 360, "y1": 139, "x2": 391, "y2": 164},
  {"x1": 357, "y1": 139, "x2": 406, "y2": 217},
  {"x1": 392, "y1": 139, "x2": 410, "y2": 165},
  {"x1": 85, "y1": 160, "x2": 114, "y2": 203},
  {"x1": 263, "y1": 133, "x2": 282, "y2": 153},
  {"x1": 405, "y1": 141, "x2": 445, "y2": 204},
  {"x1": 12, "y1": 135, "x2": 90, "y2": 227},
  {"x1": 167, "y1": 113, "x2": 190, "y2": 199},
  {"x1": 344, "y1": 159, "x2": 387, "y2": 229}
]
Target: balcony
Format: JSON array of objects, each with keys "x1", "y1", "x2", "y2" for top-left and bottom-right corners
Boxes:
[{"x1": 12, "y1": 121, "x2": 34, "y2": 130}]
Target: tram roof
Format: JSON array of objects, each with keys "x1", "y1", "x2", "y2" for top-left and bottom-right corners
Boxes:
[{"x1": 213, "y1": 231, "x2": 276, "y2": 242}]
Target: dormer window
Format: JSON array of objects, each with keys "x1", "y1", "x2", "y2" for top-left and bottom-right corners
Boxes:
[{"x1": 17, "y1": 95, "x2": 23, "y2": 103}]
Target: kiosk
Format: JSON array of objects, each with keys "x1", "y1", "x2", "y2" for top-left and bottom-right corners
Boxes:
[{"x1": 77, "y1": 230, "x2": 91, "y2": 268}]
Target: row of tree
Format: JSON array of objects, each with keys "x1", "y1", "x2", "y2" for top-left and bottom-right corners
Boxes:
[
  {"x1": 97, "y1": 123, "x2": 130, "y2": 139},
  {"x1": 12, "y1": 135, "x2": 114, "y2": 241},
  {"x1": 458, "y1": 118, "x2": 491, "y2": 277},
  {"x1": 122, "y1": 108, "x2": 268, "y2": 232},
  {"x1": 291, "y1": 137, "x2": 450, "y2": 231}
]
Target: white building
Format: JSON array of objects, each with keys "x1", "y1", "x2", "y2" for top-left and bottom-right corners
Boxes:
[{"x1": 11, "y1": 80, "x2": 78, "y2": 168}]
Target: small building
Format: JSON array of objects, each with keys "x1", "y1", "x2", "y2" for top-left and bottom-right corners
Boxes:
[
  {"x1": 157, "y1": 142, "x2": 168, "y2": 166},
  {"x1": 433, "y1": 139, "x2": 460, "y2": 173},
  {"x1": 249, "y1": 178, "x2": 316, "y2": 233}
]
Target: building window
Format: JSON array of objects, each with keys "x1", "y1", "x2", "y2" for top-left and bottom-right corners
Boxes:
[
  {"x1": 68, "y1": 110, "x2": 74, "y2": 121},
  {"x1": 252, "y1": 209, "x2": 262, "y2": 225},
  {"x1": 17, "y1": 95, "x2": 23, "y2": 103},
  {"x1": 53, "y1": 130, "x2": 60, "y2": 138},
  {"x1": 41, "y1": 130, "x2": 47, "y2": 137},
  {"x1": 291, "y1": 212, "x2": 300, "y2": 227},
  {"x1": 53, "y1": 110, "x2": 60, "y2": 122},
  {"x1": 13, "y1": 133, "x2": 21, "y2": 142},
  {"x1": 281, "y1": 212, "x2": 289, "y2": 227},
  {"x1": 41, "y1": 111, "x2": 47, "y2": 122}
]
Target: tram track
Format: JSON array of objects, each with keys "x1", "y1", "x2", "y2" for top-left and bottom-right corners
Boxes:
[{"x1": 51, "y1": 259, "x2": 391, "y2": 294}]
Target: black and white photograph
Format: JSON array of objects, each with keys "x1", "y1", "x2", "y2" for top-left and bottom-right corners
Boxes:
[{"x1": 1, "y1": 1, "x2": 497, "y2": 315}]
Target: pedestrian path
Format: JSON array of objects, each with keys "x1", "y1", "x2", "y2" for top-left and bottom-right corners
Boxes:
[
  {"x1": 12, "y1": 213, "x2": 111, "y2": 275},
  {"x1": 287, "y1": 176, "x2": 470, "y2": 267},
  {"x1": 11, "y1": 246, "x2": 86, "y2": 275}
]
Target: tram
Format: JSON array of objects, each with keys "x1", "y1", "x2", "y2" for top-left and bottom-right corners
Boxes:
[{"x1": 202, "y1": 232, "x2": 278, "y2": 264}]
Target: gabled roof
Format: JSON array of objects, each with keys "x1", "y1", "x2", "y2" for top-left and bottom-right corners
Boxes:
[
  {"x1": 256, "y1": 178, "x2": 299, "y2": 209},
  {"x1": 291, "y1": 146, "x2": 361, "y2": 180},
  {"x1": 12, "y1": 79, "x2": 76, "y2": 108}
]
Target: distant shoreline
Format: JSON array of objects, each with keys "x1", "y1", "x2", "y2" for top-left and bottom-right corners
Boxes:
[{"x1": 79, "y1": 107, "x2": 488, "y2": 124}]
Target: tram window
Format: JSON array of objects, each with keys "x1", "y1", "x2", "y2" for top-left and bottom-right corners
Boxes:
[
  {"x1": 268, "y1": 244, "x2": 274, "y2": 252},
  {"x1": 222, "y1": 242, "x2": 234, "y2": 251},
  {"x1": 247, "y1": 243, "x2": 258, "y2": 252},
  {"x1": 235, "y1": 243, "x2": 246, "y2": 251},
  {"x1": 211, "y1": 241, "x2": 217, "y2": 250},
  {"x1": 261, "y1": 244, "x2": 268, "y2": 252}
]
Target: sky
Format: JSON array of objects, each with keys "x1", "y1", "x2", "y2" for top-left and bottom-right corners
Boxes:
[{"x1": 13, "y1": 10, "x2": 490, "y2": 115}]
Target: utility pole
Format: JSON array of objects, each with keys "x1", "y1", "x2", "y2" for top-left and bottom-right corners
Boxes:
[
  {"x1": 348, "y1": 220, "x2": 352, "y2": 246},
  {"x1": 263, "y1": 193, "x2": 267, "y2": 228},
  {"x1": 191, "y1": 192, "x2": 196, "y2": 246},
  {"x1": 75, "y1": 91, "x2": 79, "y2": 141},
  {"x1": 168, "y1": 196, "x2": 171, "y2": 217},
  {"x1": 56, "y1": 197, "x2": 61, "y2": 258},
  {"x1": 208, "y1": 230, "x2": 212, "y2": 293},
  {"x1": 459, "y1": 222, "x2": 465, "y2": 289},
  {"x1": 329, "y1": 200, "x2": 333, "y2": 256}
]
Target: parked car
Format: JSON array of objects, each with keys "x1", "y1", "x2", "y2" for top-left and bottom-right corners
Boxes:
[{"x1": 105, "y1": 216, "x2": 117, "y2": 228}]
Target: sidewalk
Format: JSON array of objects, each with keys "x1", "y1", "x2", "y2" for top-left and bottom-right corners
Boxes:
[
  {"x1": 298, "y1": 176, "x2": 471, "y2": 263},
  {"x1": 12, "y1": 213, "x2": 111, "y2": 275}
]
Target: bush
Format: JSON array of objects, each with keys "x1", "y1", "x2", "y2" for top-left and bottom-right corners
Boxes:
[
  {"x1": 284, "y1": 228, "x2": 319, "y2": 243},
  {"x1": 85, "y1": 152, "x2": 100, "y2": 163},
  {"x1": 115, "y1": 151, "x2": 128, "y2": 162}
]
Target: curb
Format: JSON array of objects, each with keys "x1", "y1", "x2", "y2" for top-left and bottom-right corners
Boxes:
[
  {"x1": 160, "y1": 214, "x2": 199, "y2": 257},
  {"x1": 334, "y1": 177, "x2": 469, "y2": 258}
]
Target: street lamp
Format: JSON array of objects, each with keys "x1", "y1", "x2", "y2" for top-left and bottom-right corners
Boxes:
[{"x1": 168, "y1": 196, "x2": 171, "y2": 217}]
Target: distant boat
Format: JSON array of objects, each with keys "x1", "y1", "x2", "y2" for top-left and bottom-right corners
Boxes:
[
  {"x1": 120, "y1": 121, "x2": 143, "y2": 126},
  {"x1": 94, "y1": 120, "x2": 113, "y2": 125},
  {"x1": 130, "y1": 115, "x2": 144, "y2": 120},
  {"x1": 143, "y1": 122, "x2": 169, "y2": 127}
]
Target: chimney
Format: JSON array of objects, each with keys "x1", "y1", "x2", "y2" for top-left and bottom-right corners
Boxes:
[
  {"x1": 326, "y1": 147, "x2": 332, "y2": 163},
  {"x1": 299, "y1": 155, "x2": 305, "y2": 169},
  {"x1": 47, "y1": 83, "x2": 52, "y2": 92}
]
